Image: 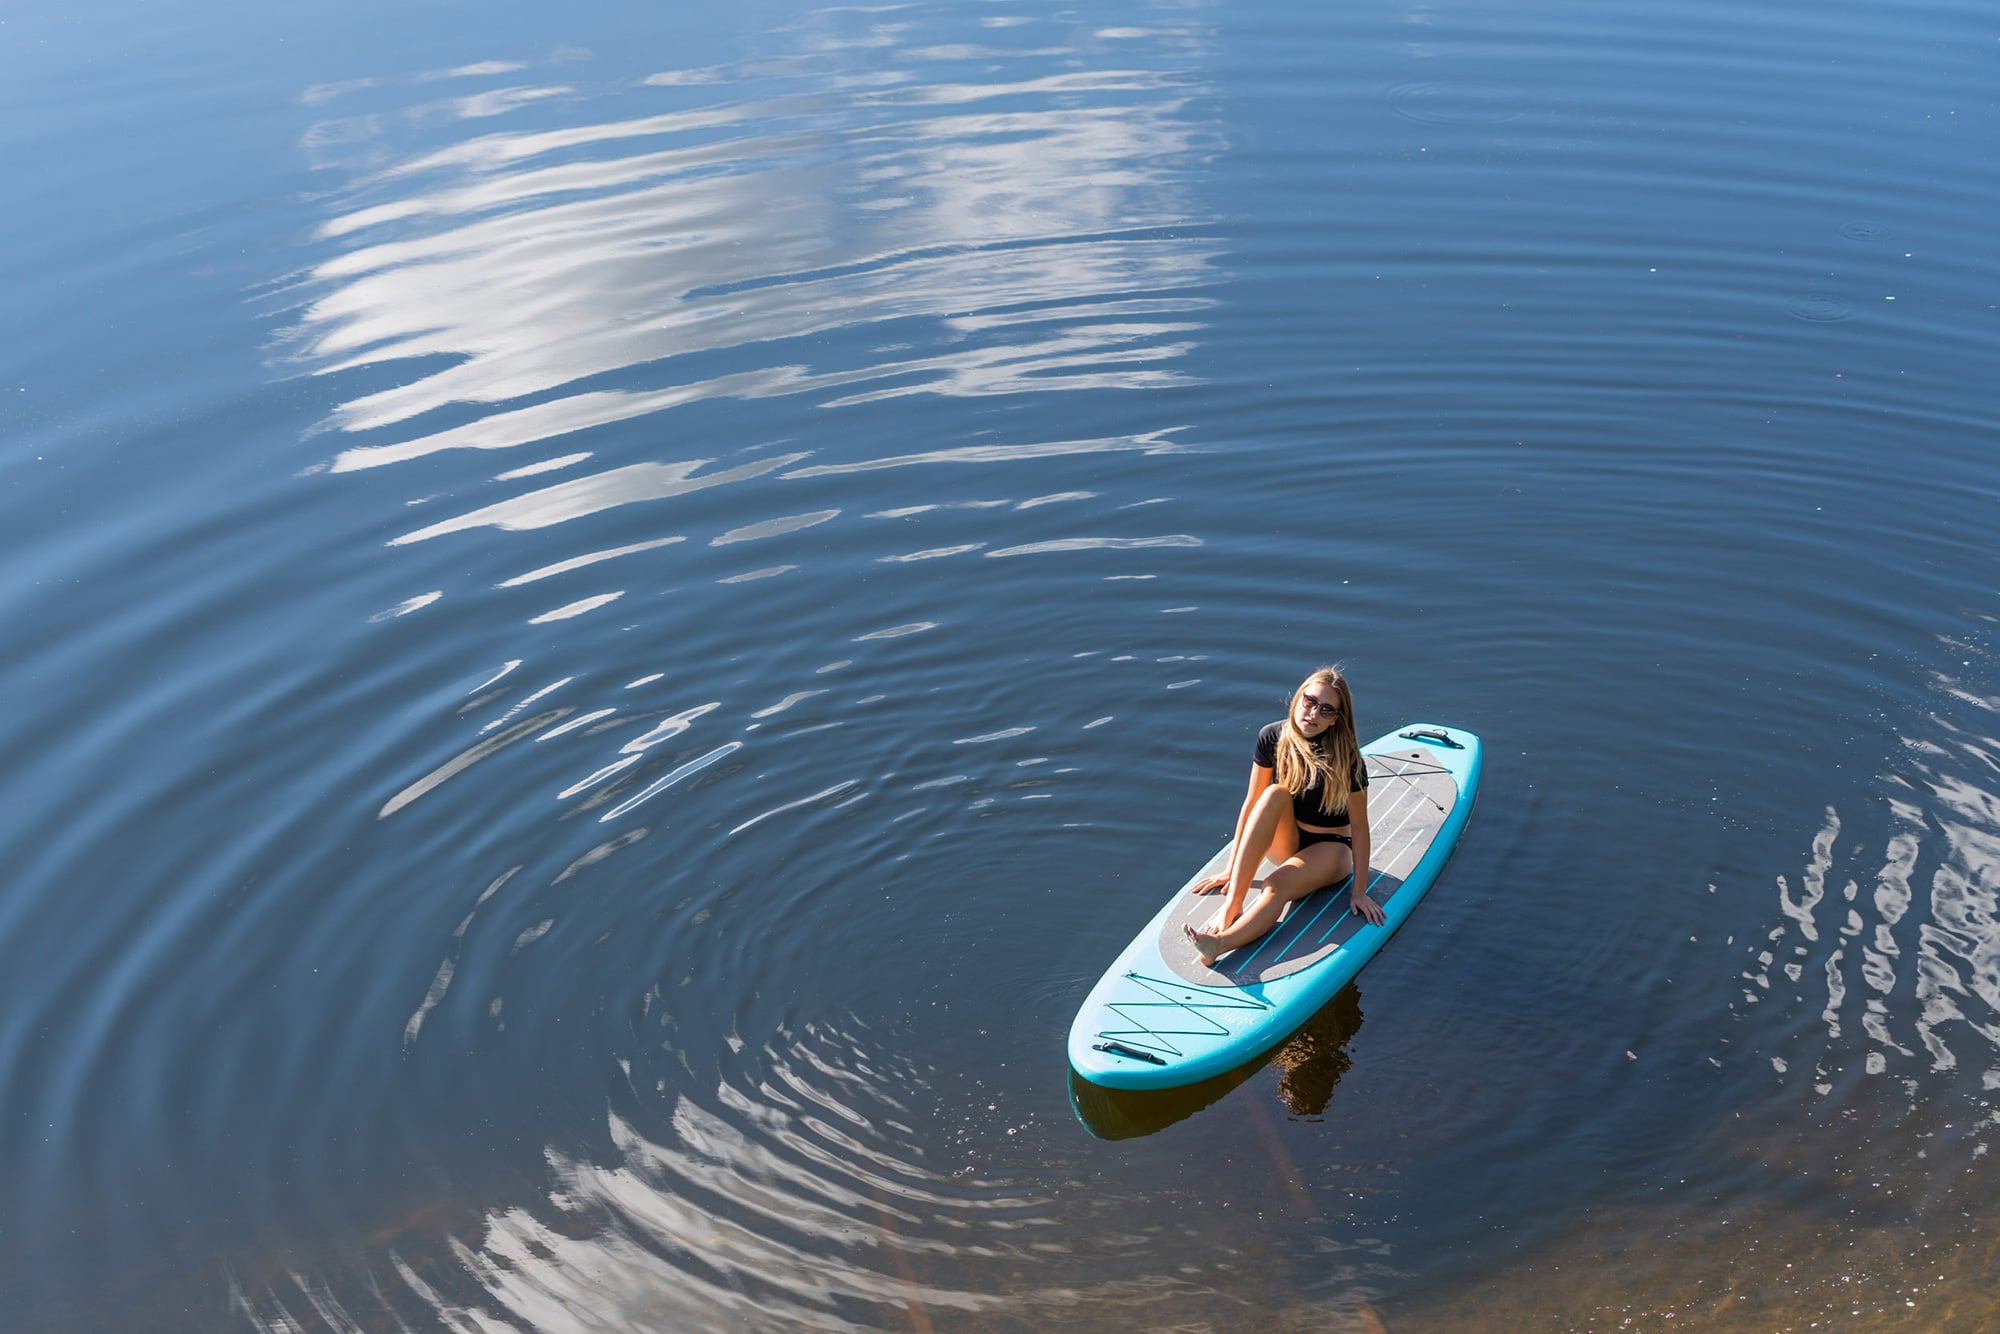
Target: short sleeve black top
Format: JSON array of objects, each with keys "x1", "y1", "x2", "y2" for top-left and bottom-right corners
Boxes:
[{"x1": 1254, "y1": 720, "x2": 1368, "y2": 829}]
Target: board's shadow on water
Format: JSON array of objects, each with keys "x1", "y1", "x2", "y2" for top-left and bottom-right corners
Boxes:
[{"x1": 1069, "y1": 985, "x2": 1365, "y2": 1140}]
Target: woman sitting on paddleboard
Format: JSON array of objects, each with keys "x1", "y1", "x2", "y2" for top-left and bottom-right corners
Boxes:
[{"x1": 1184, "y1": 666, "x2": 1380, "y2": 967}]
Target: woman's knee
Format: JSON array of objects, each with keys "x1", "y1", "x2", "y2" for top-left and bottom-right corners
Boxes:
[
  {"x1": 1250, "y1": 785, "x2": 1291, "y2": 817},
  {"x1": 1271, "y1": 852, "x2": 1345, "y2": 901},
  {"x1": 1266, "y1": 864, "x2": 1317, "y2": 901},
  {"x1": 1247, "y1": 787, "x2": 1296, "y2": 850}
]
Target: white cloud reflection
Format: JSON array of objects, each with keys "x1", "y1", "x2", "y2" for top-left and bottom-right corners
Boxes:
[
  {"x1": 297, "y1": 33, "x2": 1220, "y2": 483},
  {"x1": 389, "y1": 454, "x2": 805, "y2": 544},
  {"x1": 1752, "y1": 668, "x2": 2000, "y2": 1098}
]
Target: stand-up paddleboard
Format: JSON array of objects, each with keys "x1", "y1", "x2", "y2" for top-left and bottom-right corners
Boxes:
[{"x1": 1068, "y1": 724, "x2": 1480, "y2": 1090}]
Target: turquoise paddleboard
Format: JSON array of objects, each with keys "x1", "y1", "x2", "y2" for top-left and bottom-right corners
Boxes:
[{"x1": 1068, "y1": 724, "x2": 1480, "y2": 1090}]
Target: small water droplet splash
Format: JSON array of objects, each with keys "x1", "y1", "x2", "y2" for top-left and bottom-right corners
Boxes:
[{"x1": 1785, "y1": 293, "x2": 1855, "y2": 323}]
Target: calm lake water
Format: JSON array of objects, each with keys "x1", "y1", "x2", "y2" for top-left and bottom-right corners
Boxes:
[{"x1": 3, "y1": 0, "x2": 1998, "y2": 1328}]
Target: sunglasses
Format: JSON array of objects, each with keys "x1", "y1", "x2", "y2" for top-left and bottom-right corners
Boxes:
[{"x1": 1297, "y1": 694, "x2": 1340, "y2": 717}]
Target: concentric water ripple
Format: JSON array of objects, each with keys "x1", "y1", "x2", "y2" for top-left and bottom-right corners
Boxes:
[
  {"x1": 228, "y1": 1021, "x2": 1072, "y2": 1331},
  {"x1": 1383, "y1": 80, "x2": 1528, "y2": 127},
  {"x1": 1784, "y1": 291, "x2": 1856, "y2": 323},
  {"x1": 6, "y1": 0, "x2": 2000, "y2": 1326}
]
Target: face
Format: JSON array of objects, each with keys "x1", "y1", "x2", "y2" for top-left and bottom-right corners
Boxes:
[{"x1": 1292, "y1": 681, "x2": 1342, "y2": 736}]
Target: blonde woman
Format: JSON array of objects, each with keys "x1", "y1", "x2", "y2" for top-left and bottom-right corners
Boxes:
[{"x1": 1184, "y1": 667, "x2": 1379, "y2": 967}]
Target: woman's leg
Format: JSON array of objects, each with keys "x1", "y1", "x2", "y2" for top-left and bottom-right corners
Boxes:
[
  {"x1": 1187, "y1": 840, "x2": 1354, "y2": 966},
  {"x1": 1210, "y1": 785, "x2": 1297, "y2": 931}
]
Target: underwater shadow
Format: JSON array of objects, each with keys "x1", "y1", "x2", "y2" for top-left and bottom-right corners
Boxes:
[{"x1": 1069, "y1": 984, "x2": 1365, "y2": 1140}]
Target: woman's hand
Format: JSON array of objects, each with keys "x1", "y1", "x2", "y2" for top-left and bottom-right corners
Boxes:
[
  {"x1": 1349, "y1": 887, "x2": 1385, "y2": 926},
  {"x1": 1189, "y1": 873, "x2": 1228, "y2": 895}
]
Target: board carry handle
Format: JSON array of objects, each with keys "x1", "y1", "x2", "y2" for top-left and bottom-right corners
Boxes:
[
  {"x1": 1400, "y1": 727, "x2": 1464, "y2": 749},
  {"x1": 1092, "y1": 1041, "x2": 1167, "y2": 1066}
]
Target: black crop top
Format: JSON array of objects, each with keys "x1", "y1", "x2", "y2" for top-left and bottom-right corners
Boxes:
[{"x1": 1254, "y1": 720, "x2": 1368, "y2": 829}]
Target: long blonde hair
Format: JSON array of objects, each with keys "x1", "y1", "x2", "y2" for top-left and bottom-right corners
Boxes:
[{"x1": 1274, "y1": 667, "x2": 1359, "y2": 818}]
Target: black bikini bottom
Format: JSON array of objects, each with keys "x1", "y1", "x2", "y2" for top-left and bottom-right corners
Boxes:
[{"x1": 1296, "y1": 827, "x2": 1352, "y2": 850}]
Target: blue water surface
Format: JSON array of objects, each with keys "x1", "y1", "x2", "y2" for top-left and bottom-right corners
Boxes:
[{"x1": 2, "y1": 0, "x2": 1997, "y2": 1328}]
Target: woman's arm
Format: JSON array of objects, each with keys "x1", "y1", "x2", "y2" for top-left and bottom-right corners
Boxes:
[
  {"x1": 1345, "y1": 787, "x2": 1383, "y2": 925},
  {"x1": 1192, "y1": 764, "x2": 1273, "y2": 894}
]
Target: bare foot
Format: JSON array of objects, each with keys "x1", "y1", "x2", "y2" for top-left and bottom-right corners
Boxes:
[{"x1": 1183, "y1": 922, "x2": 1225, "y2": 967}]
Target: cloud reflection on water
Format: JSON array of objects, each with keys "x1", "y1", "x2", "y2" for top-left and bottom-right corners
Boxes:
[
  {"x1": 1753, "y1": 682, "x2": 2000, "y2": 1093},
  {"x1": 298, "y1": 46, "x2": 1220, "y2": 456}
]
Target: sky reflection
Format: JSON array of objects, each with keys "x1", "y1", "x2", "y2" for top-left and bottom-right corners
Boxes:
[
  {"x1": 1751, "y1": 657, "x2": 2000, "y2": 1103},
  {"x1": 298, "y1": 29, "x2": 1219, "y2": 456}
]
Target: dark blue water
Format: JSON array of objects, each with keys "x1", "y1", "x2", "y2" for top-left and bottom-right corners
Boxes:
[{"x1": 4, "y1": 0, "x2": 1998, "y2": 1327}]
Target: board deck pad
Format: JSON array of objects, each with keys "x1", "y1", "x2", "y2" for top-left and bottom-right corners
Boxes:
[{"x1": 1157, "y1": 749, "x2": 1458, "y2": 985}]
